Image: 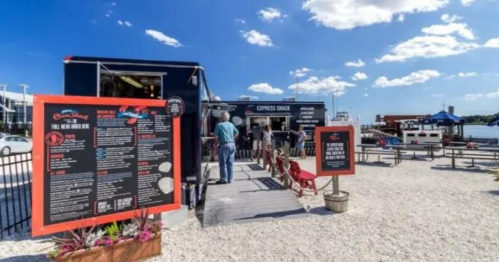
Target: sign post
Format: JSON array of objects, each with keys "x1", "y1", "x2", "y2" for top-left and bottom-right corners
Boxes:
[
  {"x1": 32, "y1": 95, "x2": 181, "y2": 237},
  {"x1": 315, "y1": 126, "x2": 355, "y2": 212}
]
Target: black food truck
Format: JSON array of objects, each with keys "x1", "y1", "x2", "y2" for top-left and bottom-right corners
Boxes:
[
  {"x1": 207, "y1": 101, "x2": 326, "y2": 156},
  {"x1": 63, "y1": 56, "x2": 214, "y2": 207}
]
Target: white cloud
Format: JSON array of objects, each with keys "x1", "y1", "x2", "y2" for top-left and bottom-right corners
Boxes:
[
  {"x1": 422, "y1": 22, "x2": 474, "y2": 40},
  {"x1": 458, "y1": 72, "x2": 477, "y2": 77},
  {"x1": 105, "y1": 13, "x2": 111, "y2": 18},
  {"x1": 248, "y1": 83, "x2": 283, "y2": 95},
  {"x1": 145, "y1": 29, "x2": 182, "y2": 48},
  {"x1": 364, "y1": 93, "x2": 369, "y2": 97},
  {"x1": 376, "y1": 35, "x2": 479, "y2": 63},
  {"x1": 398, "y1": 15, "x2": 405, "y2": 22},
  {"x1": 432, "y1": 93, "x2": 444, "y2": 97},
  {"x1": 239, "y1": 95, "x2": 259, "y2": 100},
  {"x1": 111, "y1": 2, "x2": 117, "y2": 6},
  {"x1": 373, "y1": 70, "x2": 441, "y2": 88},
  {"x1": 289, "y1": 68, "x2": 311, "y2": 78},
  {"x1": 240, "y1": 30, "x2": 273, "y2": 47},
  {"x1": 258, "y1": 8, "x2": 283, "y2": 23},
  {"x1": 352, "y1": 72, "x2": 368, "y2": 81},
  {"x1": 487, "y1": 89, "x2": 499, "y2": 98},
  {"x1": 234, "y1": 19, "x2": 246, "y2": 24},
  {"x1": 345, "y1": 59, "x2": 365, "y2": 67},
  {"x1": 484, "y1": 38, "x2": 499, "y2": 48},
  {"x1": 302, "y1": 0, "x2": 449, "y2": 30},
  {"x1": 461, "y1": 0, "x2": 477, "y2": 6},
  {"x1": 441, "y1": 14, "x2": 461, "y2": 23},
  {"x1": 464, "y1": 88, "x2": 499, "y2": 100},
  {"x1": 288, "y1": 76, "x2": 356, "y2": 95},
  {"x1": 464, "y1": 93, "x2": 484, "y2": 100},
  {"x1": 117, "y1": 20, "x2": 132, "y2": 27}
]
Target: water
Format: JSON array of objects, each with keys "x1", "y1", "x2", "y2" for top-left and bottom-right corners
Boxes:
[{"x1": 463, "y1": 125, "x2": 499, "y2": 138}]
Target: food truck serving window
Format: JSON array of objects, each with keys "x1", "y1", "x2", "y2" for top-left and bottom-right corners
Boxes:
[
  {"x1": 100, "y1": 70, "x2": 163, "y2": 99},
  {"x1": 270, "y1": 117, "x2": 288, "y2": 131}
]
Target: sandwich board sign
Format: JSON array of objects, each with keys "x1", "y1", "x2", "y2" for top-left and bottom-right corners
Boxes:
[
  {"x1": 315, "y1": 126, "x2": 355, "y2": 176},
  {"x1": 32, "y1": 95, "x2": 181, "y2": 237}
]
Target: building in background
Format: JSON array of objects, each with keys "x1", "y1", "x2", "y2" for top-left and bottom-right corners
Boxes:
[{"x1": 0, "y1": 91, "x2": 33, "y2": 124}]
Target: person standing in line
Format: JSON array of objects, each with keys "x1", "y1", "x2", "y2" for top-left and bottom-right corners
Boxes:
[
  {"x1": 291, "y1": 125, "x2": 307, "y2": 159},
  {"x1": 249, "y1": 123, "x2": 263, "y2": 161},
  {"x1": 213, "y1": 112, "x2": 239, "y2": 184},
  {"x1": 262, "y1": 124, "x2": 273, "y2": 150}
]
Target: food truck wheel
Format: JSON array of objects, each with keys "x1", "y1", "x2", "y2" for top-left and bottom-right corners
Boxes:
[{"x1": 1, "y1": 147, "x2": 10, "y2": 156}]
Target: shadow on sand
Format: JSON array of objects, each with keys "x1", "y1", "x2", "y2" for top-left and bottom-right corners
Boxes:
[
  {"x1": 355, "y1": 162, "x2": 392, "y2": 168},
  {"x1": 0, "y1": 255, "x2": 49, "y2": 262},
  {"x1": 307, "y1": 206, "x2": 338, "y2": 216},
  {"x1": 486, "y1": 190, "x2": 499, "y2": 197},
  {"x1": 431, "y1": 165, "x2": 492, "y2": 174}
]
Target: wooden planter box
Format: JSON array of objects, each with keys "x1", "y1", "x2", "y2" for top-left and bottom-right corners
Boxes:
[{"x1": 56, "y1": 234, "x2": 161, "y2": 262}]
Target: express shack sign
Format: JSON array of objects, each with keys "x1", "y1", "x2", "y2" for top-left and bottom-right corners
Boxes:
[
  {"x1": 315, "y1": 126, "x2": 355, "y2": 176},
  {"x1": 32, "y1": 95, "x2": 181, "y2": 237}
]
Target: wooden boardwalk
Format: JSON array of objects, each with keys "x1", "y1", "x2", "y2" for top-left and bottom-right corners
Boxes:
[{"x1": 202, "y1": 163, "x2": 308, "y2": 227}]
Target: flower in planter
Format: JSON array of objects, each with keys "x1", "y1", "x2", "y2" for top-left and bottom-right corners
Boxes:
[
  {"x1": 133, "y1": 208, "x2": 163, "y2": 243},
  {"x1": 86, "y1": 229, "x2": 105, "y2": 247},
  {"x1": 48, "y1": 224, "x2": 97, "y2": 259},
  {"x1": 122, "y1": 222, "x2": 140, "y2": 238}
]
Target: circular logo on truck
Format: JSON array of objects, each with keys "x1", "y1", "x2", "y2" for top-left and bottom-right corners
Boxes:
[{"x1": 166, "y1": 96, "x2": 184, "y2": 118}]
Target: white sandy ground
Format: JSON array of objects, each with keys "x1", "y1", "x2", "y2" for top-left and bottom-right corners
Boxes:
[{"x1": 1, "y1": 155, "x2": 499, "y2": 262}]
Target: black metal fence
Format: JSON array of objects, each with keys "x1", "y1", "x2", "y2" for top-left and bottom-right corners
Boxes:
[
  {"x1": 0, "y1": 152, "x2": 32, "y2": 239},
  {"x1": 0, "y1": 123, "x2": 32, "y2": 136}
]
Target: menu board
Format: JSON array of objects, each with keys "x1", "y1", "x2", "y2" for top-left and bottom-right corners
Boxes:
[
  {"x1": 315, "y1": 126, "x2": 355, "y2": 176},
  {"x1": 32, "y1": 96, "x2": 181, "y2": 237}
]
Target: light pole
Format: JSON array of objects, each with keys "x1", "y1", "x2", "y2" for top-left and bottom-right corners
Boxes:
[{"x1": 19, "y1": 84, "x2": 29, "y2": 136}]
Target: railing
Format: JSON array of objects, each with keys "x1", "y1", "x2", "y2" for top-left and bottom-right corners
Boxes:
[
  {"x1": 0, "y1": 152, "x2": 32, "y2": 239},
  {"x1": 463, "y1": 136, "x2": 499, "y2": 145}
]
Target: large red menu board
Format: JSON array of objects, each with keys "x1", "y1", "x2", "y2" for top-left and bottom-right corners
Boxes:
[
  {"x1": 315, "y1": 126, "x2": 355, "y2": 177},
  {"x1": 32, "y1": 95, "x2": 181, "y2": 237}
]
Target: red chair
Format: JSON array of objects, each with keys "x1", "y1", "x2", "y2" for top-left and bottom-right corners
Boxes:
[
  {"x1": 289, "y1": 160, "x2": 318, "y2": 197},
  {"x1": 265, "y1": 150, "x2": 273, "y2": 171},
  {"x1": 276, "y1": 157, "x2": 285, "y2": 182}
]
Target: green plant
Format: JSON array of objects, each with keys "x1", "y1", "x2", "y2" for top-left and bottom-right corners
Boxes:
[{"x1": 104, "y1": 221, "x2": 122, "y2": 241}]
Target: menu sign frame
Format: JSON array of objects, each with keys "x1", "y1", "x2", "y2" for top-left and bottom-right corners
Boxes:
[
  {"x1": 315, "y1": 126, "x2": 355, "y2": 176},
  {"x1": 32, "y1": 95, "x2": 181, "y2": 237}
]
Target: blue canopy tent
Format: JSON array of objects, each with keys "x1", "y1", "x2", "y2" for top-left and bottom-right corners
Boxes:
[
  {"x1": 426, "y1": 111, "x2": 465, "y2": 140},
  {"x1": 428, "y1": 111, "x2": 465, "y2": 126}
]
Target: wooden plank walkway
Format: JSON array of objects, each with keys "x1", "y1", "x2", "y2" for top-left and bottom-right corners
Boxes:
[{"x1": 202, "y1": 163, "x2": 308, "y2": 227}]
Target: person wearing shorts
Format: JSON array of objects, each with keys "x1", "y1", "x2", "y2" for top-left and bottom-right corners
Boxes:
[
  {"x1": 250, "y1": 124, "x2": 263, "y2": 161},
  {"x1": 291, "y1": 125, "x2": 307, "y2": 159}
]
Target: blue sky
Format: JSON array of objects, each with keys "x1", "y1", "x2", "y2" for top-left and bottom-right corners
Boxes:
[{"x1": 0, "y1": 0, "x2": 499, "y2": 123}]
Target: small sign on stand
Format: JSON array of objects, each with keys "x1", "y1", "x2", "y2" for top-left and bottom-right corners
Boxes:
[{"x1": 315, "y1": 126, "x2": 355, "y2": 213}]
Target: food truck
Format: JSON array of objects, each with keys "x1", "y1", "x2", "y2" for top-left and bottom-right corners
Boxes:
[
  {"x1": 207, "y1": 101, "x2": 326, "y2": 154},
  {"x1": 63, "y1": 56, "x2": 212, "y2": 207}
]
